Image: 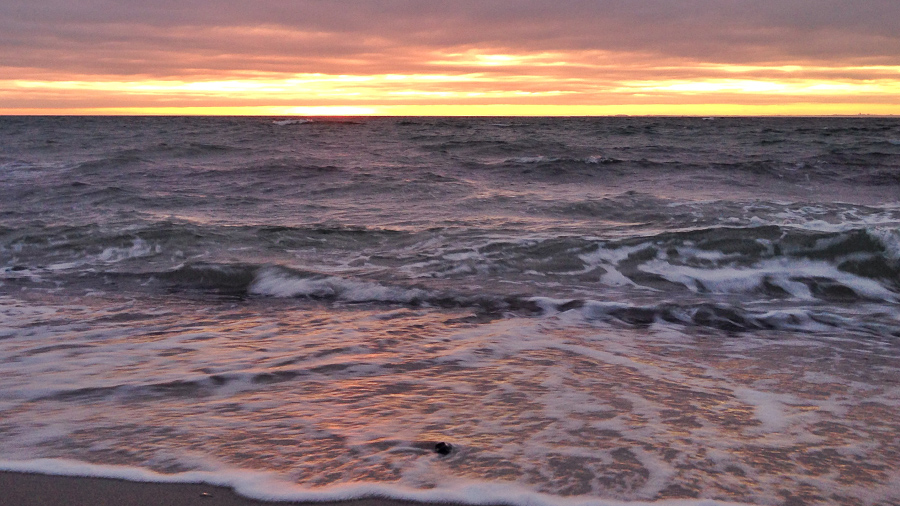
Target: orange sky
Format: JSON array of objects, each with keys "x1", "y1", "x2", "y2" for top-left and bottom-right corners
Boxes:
[{"x1": 2, "y1": 1, "x2": 898, "y2": 115}]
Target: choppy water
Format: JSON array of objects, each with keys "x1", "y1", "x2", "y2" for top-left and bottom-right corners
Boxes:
[{"x1": 1, "y1": 116, "x2": 899, "y2": 506}]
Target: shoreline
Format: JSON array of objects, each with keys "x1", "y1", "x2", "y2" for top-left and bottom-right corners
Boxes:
[{"x1": 0, "y1": 471, "x2": 454, "y2": 506}]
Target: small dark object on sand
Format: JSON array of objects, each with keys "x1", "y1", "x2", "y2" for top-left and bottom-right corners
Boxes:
[{"x1": 434, "y1": 442, "x2": 453, "y2": 455}]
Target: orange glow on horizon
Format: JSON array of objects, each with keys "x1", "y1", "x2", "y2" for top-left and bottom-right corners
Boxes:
[
  {"x1": 2, "y1": 54, "x2": 899, "y2": 116},
  {"x1": 1, "y1": 1, "x2": 898, "y2": 117},
  {"x1": 3, "y1": 103, "x2": 899, "y2": 117}
]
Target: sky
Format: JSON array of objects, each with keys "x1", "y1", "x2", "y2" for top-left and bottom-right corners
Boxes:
[{"x1": 2, "y1": 0, "x2": 899, "y2": 115}]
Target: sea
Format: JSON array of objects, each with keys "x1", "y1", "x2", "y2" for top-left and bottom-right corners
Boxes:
[{"x1": 1, "y1": 116, "x2": 899, "y2": 506}]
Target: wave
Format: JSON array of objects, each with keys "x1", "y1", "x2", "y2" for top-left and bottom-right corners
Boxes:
[
  {"x1": 272, "y1": 119, "x2": 313, "y2": 126},
  {"x1": 0, "y1": 222, "x2": 413, "y2": 274},
  {"x1": 70, "y1": 152, "x2": 145, "y2": 173},
  {"x1": 581, "y1": 225, "x2": 900, "y2": 300},
  {"x1": 483, "y1": 151, "x2": 900, "y2": 186},
  {"x1": 5, "y1": 221, "x2": 899, "y2": 311},
  {"x1": 160, "y1": 262, "x2": 260, "y2": 293},
  {"x1": 502, "y1": 155, "x2": 622, "y2": 165},
  {"x1": 536, "y1": 299, "x2": 898, "y2": 336},
  {"x1": 160, "y1": 263, "x2": 543, "y2": 316},
  {"x1": 248, "y1": 266, "x2": 429, "y2": 303},
  {"x1": 413, "y1": 225, "x2": 900, "y2": 303},
  {"x1": 150, "y1": 261, "x2": 900, "y2": 336},
  {"x1": 0, "y1": 459, "x2": 751, "y2": 506}
]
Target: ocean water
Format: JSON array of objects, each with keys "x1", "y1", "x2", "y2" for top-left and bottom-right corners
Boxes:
[{"x1": 1, "y1": 116, "x2": 899, "y2": 506}]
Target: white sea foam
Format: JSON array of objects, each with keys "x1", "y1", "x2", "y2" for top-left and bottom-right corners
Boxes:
[
  {"x1": 0, "y1": 458, "x2": 759, "y2": 506},
  {"x1": 273, "y1": 119, "x2": 313, "y2": 126},
  {"x1": 97, "y1": 238, "x2": 160, "y2": 263},
  {"x1": 871, "y1": 227, "x2": 900, "y2": 260},
  {"x1": 249, "y1": 267, "x2": 427, "y2": 303},
  {"x1": 41, "y1": 238, "x2": 162, "y2": 272},
  {"x1": 771, "y1": 208, "x2": 900, "y2": 233},
  {"x1": 508, "y1": 156, "x2": 548, "y2": 164},
  {"x1": 579, "y1": 244, "x2": 648, "y2": 288},
  {"x1": 2, "y1": 295, "x2": 899, "y2": 505},
  {"x1": 639, "y1": 257, "x2": 898, "y2": 302},
  {"x1": 580, "y1": 244, "x2": 652, "y2": 265}
]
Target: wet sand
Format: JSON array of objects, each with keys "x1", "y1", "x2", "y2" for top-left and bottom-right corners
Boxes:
[{"x1": 0, "y1": 471, "x2": 449, "y2": 506}]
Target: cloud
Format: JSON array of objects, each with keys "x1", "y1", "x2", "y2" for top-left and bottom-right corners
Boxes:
[
  {"x1": 1, "y1": 1, "x2": 898, "y2": 113},
  {"x1": 3, "y1": 0, "x2": 899, "y2": 77}
]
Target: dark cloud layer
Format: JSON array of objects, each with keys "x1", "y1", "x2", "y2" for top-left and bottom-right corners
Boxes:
[{"x1": 2, "y1": 0, "x2": 899, "y2": 78}]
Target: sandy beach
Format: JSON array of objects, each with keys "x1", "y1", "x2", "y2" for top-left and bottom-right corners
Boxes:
[{"x1": 0, "y1": 471, "x2": 440, "y2": 506}]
